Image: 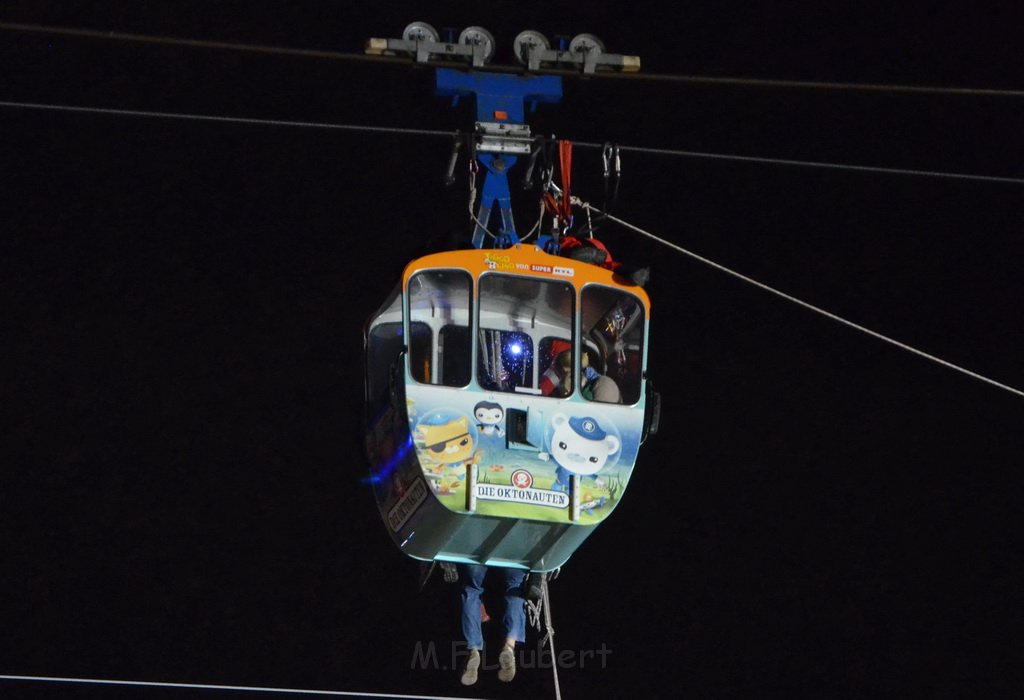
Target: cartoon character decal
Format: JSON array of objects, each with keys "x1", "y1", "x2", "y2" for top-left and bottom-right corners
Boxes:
[
  {"x1": 473, "y1": 400, "x2": 505, "y2": 438},
  {"x1": 404, "y1": 388, "x2": 638, "y2": 523},
  {"x1": 415, "y1": 413, "x2": 481, "y2": 466},
  {"x1": 543, "y1": 413, "x2": 621, "y2": 492},
  {"x1": 413, "y1": 411, "x2": 483, "y2": 494}
]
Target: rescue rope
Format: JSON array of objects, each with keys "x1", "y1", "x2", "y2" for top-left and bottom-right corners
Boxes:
[
  {"x1": 524, "y1": 573, "x2": 563, "y2": 700},
  {"x1": 541, "y1": 141, "x2": 577, "y2": 234},
  {"x1": 542, "y1": 577, "x2": 564, "y2": 700},
  {"x1": 577, "y1": 200, "x2": 1024, "y2": 399}
]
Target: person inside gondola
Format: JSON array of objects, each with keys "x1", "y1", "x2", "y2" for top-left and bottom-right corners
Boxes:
[
  {"x1": 458, "y1": 564, "x2": 526, "y2": 685},
  {"x1": 581, "y1": 342, "x2": 621, "y2": 403},
  {"x1": 539, "y1": 339, "x2": 622, "y2": 402},
  {"x1": 538, "y1": 340, "x2": 573, "y2": 397}
]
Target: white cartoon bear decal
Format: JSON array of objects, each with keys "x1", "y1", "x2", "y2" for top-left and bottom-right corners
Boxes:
[{"x1": 544, "y1": 413, "x2": 620, "y2": 492}]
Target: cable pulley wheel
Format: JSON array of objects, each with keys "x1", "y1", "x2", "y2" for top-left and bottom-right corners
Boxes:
[
  {"x1": 458, "y1": 26, "x2": 496, "y2": 63},
  {"x1": 569, "y1": 33, "x2": 605, "y2": 56},
  {"x1": 403, "y1": 21, "x2": 439, "y2": 43},
  {"x1": 513, "y1": 30, "x2": 550, "y2": 65}
]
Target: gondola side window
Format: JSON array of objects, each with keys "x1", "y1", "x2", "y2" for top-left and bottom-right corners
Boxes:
[
  {"x1": 407, "y1": 270, "x2": 472, "y2": 387},
  {"x1": 581, "y1": 285, "x2": 646, "y2": 405},
  {"x1": 366, "y1": 320, "x2": 430, "y2": 409},
  {"x1": 364, "y1": 284, "x2": 404, "y2": 415},
  {"x1": 478, "y1": 273, "x2": 575, "y2": 395}
]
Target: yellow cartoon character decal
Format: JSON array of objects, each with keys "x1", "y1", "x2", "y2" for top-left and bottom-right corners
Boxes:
[{"x1": 415, "y1": 414, "x2": 482, "y2": 472}]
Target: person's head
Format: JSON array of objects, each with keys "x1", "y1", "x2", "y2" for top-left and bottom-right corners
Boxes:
[
  {"x1": 557, "y1": 349, "x2": 572, "y2": 371},
  {"x1": 550, "y1": 339, "x2": 572, "y2": 371}
]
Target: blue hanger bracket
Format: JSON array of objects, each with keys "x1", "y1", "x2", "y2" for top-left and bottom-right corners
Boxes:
[{"x1": 436, "y1": 69, "x2": 562, "y2": 248}]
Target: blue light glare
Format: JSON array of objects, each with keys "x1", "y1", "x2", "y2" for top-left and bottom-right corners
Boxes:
[
  {"x1": 508, "y1": 343, "x2": 523, "y2": 356},
  {"x1": 363, "y1": 433, "x2": 415, "y2": 485}
]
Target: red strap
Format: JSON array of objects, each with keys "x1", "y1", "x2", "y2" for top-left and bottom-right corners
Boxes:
[
  {"x1": 542, "y1": 192, "x2": 560, "y2": 217},
  {"x1": 559, "y1": 140, "x2": 573, "y2": 221}
]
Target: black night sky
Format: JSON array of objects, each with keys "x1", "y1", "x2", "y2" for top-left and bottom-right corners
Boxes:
[{"x1": 2, "y1": 3, "x2": 1022, "y2": 699}]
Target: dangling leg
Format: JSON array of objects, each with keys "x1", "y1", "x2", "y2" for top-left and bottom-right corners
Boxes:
[
  {"x1": 499, "y1": 568, "x2": 528, "y2": 682},
  {"x1": 459, "y1": 564, "x2": 487, "y2": 649},
  {"x1": 458, "y1": 564, "x2": 487, "y2": 685}
]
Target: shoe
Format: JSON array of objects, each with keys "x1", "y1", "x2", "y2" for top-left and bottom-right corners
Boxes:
[
  {"x1": 527, "y1": 572, "x2": 546, "y2": 604},
  {"x1": 440, "y1": 562, "x2": 459, "y2": 583},
  {"x1": 460, "y1": 649, "x2": 480, "y2": 686},
  {"x1": 498, "y1": 644, "x2": 516, "y2": 682}
]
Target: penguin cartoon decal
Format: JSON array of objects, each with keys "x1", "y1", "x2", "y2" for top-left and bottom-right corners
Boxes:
[
  {"x1": 542, "y1": 413, "x2": 621, "y2": 492},
  {"x1": 473, "y1": 400, "x2": 505, "y2": 439}
]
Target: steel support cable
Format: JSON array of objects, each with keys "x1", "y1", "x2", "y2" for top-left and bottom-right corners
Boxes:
[
  {"x1": 573, "y1": 141, "x2": 1024, "y2": 185},
  {"x1": 0, "y1": 99, "x2": 454, "y2": 138},
  {"x1": 0, "y1": 675, "x2": 495, "y2": 699},
  {"x1": 3, "y1": 100, "x2": 1023, "y2": 186},
  {"x1": 578, "y1": 201, "x2": 1024, "y2": 399},
  {"x1": 608, "y1": 72, "x2": 1024, "y2": 98},
  {"x1": 2, "y1": 21, "x2": 1024, "y2": 98},
  {"x1": 2, "y1": 97, "x2": 1021, "y2": 397},
  {"x1": 0, "y1": 21, "x2": 385, "y2": 64}
]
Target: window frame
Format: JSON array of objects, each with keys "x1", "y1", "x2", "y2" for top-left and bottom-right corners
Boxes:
[{"x1": 405, "y1": 268, "x2": 474, "y2": 388}]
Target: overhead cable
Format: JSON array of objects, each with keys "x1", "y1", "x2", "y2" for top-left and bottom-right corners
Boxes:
[
  {"x1": 0, "y1": 21, "x2": 383, "y2": 64},
  {"x1": 0, "y1": 675, "x2": 494, "y2": 700},
  {"x1": 2, "y1": 100, "x2": 1022, "y2": 185},
  {"x1": 2, "y1": 97, "x2": 1020, "y2": 398},
  {"x1": 577, "y1": 201, "x2": 1024, "y2": 400},
  {"x1": 574, "y1": 140, "x2": 1024, "y2": 185},
  {"x1": 2, "y1": 21, "x2": 1023, "y2": 98},
  {"x1": 0, "y1": 100, "x2": 453, "y2": 138},
  {"x1": 621, "y1": 72, "x2": 1024, "y2": 98}
]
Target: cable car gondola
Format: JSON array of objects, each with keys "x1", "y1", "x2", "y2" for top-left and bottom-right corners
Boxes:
[{"x1": 363, "y1": 27, "x2": 658, "y2": 572}]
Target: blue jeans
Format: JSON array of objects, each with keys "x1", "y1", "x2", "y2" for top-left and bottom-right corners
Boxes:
[{"x1": 459, "y1": 564, "x2": 527, "y2": 650}]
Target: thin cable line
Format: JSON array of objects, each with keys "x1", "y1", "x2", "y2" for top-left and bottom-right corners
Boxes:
[
  {"x1": 0, "y1": 21, "x2": 384, "y2": 64},
  {"x1": 0, "y1": 675, "x2": 493, "y2": 700},
  {"x1": 3, "y1": 100, "x2": 1022, "y2": 185},
  {"x1": 610, "y1": 71, "x2": 1024, "y2": 98},
  {"x1": 0, "y1": 100, "x2": 453, "y2": 138},
  {"x1": 2, "y1": 21, "x2": 1022, "y2": 98},
  {"x1": 574, "y1": 141, "x2": 1024, "y2": 185},
  {"x1": 579, "y1": 201, "x2": 1024, "y2": 399}
]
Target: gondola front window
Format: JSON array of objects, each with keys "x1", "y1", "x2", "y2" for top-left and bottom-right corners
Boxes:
[
  {"x1": 478, "y1": 274, "x2": 575, "y2": 395},
  {"x1": 407, "y1": 269, "x2": 472, "y2": 387}
]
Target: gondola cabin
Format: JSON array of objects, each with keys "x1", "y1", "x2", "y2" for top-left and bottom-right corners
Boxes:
[{"x1": 364, "y1": 244, "x2": 655, "y2": 571}]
